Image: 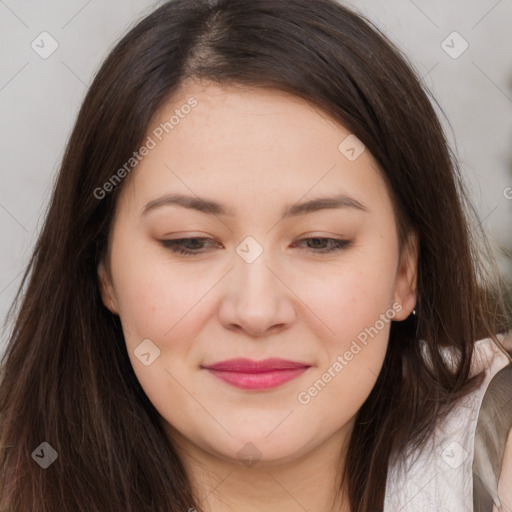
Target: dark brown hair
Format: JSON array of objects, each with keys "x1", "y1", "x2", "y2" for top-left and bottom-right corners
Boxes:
[{"x1": 1, "y1": 0, "x2": 511, "y2": 510}]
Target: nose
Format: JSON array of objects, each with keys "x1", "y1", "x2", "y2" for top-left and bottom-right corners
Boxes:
[{"x1": 217, "y1": 254, "x2": 297, "y2": 337}]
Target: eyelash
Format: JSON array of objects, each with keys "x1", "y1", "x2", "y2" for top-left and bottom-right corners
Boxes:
[{"x1": 160, "y1": 237, "x2": 351, "y2": 256}]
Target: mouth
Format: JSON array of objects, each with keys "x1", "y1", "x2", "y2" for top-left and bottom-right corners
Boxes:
[{"x1": 200, "y1": 358, "x2": 311, "y2": 390}]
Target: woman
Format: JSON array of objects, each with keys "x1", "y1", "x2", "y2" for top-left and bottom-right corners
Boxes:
[{"x1": 1, "y1": 0, "x2": 511, "y2": 510}]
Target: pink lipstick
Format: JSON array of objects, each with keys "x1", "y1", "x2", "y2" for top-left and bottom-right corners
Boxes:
[{"x1": 201, "y1": 358, "x2": 310, "y2": 390}]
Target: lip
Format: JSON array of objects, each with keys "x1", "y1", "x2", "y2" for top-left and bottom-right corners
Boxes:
[{"x1": 201, "y1": 358, "x2": 311, "y2": 390}]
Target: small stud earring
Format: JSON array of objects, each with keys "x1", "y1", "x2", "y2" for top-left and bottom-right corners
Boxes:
[{"x1": 412, "y1": 308, "x2": 417, "y2": 316}]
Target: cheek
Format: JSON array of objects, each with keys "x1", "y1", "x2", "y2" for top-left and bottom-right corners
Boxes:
[
  {"x1": 116, "y1": 269, "x2": 209, "y2": 348},
  {"x1": 110, "y1": 250, "x2": 212, "y2": 413},
  {"x1": 109, "y1": 234, "x2": 214, "y2": 354},
  {"x1": 290, "y1": 241, "x2": 398, "y2": 402},
  {"x1": 291, "y1": 246, "x2": 398, "y2": 340},
  {"x1": 294, "y1": 261, "x2": 395, "y2": 420}
]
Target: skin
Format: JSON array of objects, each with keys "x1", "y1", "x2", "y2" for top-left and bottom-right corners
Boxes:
[{"x1": 98, "y1": 80, "x2": 418, "y2": 512}]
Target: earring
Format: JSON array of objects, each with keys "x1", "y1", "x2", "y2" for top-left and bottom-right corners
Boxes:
[{"x1": 412, "y1": 308, "x2": 417, "y2": 316}]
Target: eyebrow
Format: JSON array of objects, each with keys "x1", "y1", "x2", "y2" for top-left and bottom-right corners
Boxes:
[{"x1": 141, "y1": 192, "x2": 368, "y2": 218}]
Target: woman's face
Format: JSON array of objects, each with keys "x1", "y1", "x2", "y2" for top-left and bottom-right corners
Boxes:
[{"x1": 98, "y1": 80, "x2": 417, "y2": 467}]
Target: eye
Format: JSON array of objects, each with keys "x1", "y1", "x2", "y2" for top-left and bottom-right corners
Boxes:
[
  {"x1": 160, "y1": 237, "x2": 220, "y2": 255},
  {"x1": 160, "y1": 237, "x2": 351, "y2": 256},
  {"x1": 291, "y1": 237, "x2": 351, "y2": 254}
]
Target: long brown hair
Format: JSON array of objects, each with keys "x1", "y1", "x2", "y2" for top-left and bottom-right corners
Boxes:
[{"x1": 1, "y1": 0, "x2": 511, "y2": 510}]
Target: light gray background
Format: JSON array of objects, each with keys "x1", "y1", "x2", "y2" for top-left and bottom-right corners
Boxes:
[{"x1": 1, "y1": 0, "x2": 511, "y2": 357}]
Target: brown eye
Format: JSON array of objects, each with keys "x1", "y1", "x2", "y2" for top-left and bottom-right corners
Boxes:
[
  {"x1": 292, "y1": 238, "x2": 351, "y2": 253},
  {"x1": 160, "y1": 237, "x2": 220, "y2": 255}
]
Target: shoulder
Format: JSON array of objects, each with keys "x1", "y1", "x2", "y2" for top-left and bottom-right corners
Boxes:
[
  {"x1": 470, "y1": 333, "x2": 512, "y2": 378},
  {"x1": 472, "y1": 334, "x2": 512, "y2": 511},
  {"x1": 384, "y1": 332, "x2": 512, "y2": 512},
  {"x1": 497, "y1": 428, "x2": 512, "y2": 510}
]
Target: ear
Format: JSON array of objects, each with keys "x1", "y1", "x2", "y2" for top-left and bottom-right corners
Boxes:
[
  {"x1": 392, "y1": 231, "x2": 418, "y2": 321},
  {"x1": 97, "y1": 259, "x2": 119, "y2": 315}
]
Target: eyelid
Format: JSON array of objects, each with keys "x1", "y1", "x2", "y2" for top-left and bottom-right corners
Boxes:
[{"x1": 159, "y1": 235, "x2": 352, "y2": 256}]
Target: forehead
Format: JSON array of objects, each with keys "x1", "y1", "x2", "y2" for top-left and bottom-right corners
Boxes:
[{"x1": 116, "y1": 80, "x2": 391, "y2": 220}]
